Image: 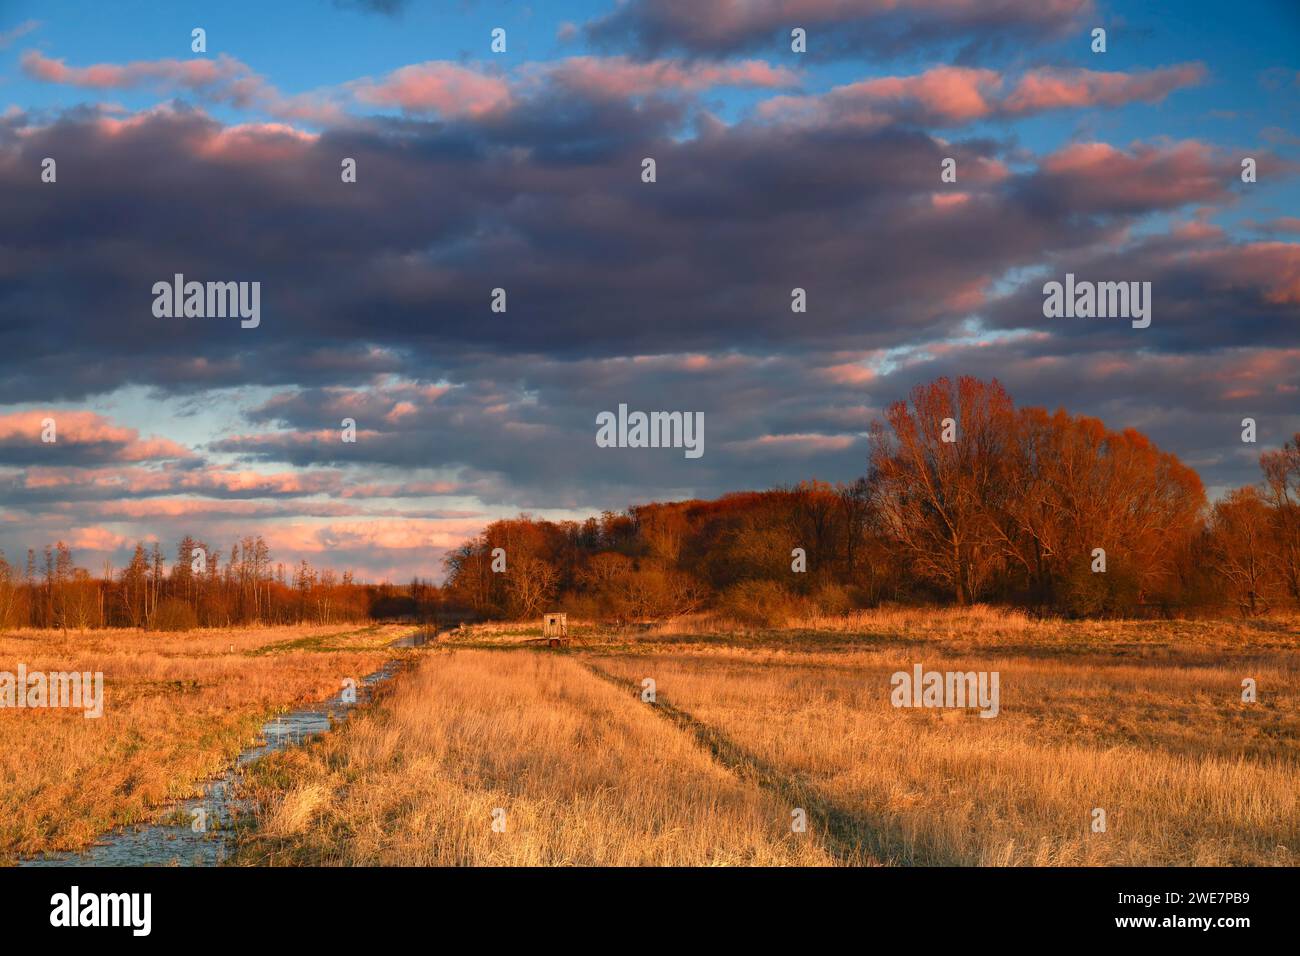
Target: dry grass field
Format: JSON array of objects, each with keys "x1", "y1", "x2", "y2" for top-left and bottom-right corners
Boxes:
[
  {"x1": 0, "y1": 622, "x2": 409, "y2": 862},
  {"x1": 236, "y1": 649, "x2": 838, "y2": 865},
  {"x1": 235, "y1": 609, "x2": 1300, "y2": 867}
]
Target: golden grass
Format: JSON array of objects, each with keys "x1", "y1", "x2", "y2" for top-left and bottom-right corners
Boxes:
[
  {"x1": 587, "y1": 620, "x2": 1300, "y2": 866},
  {"x1": 236, "y1": 649, "x2": 840, "y2": 865},
  {"x1": 648, "y1": 605, "x2": 1300, "y2": 649},
  {"x1": 9, "y1": 609, "x2": 1297, "y2": 867},
  {"x1": 239, "y1": 610, "x2": 1299, "y2": 867},
  {"x1": 0, "y1": 623, "x2": 408, "y2": 862}
]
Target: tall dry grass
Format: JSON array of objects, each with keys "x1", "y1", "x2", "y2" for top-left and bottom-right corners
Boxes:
[
  {"x1": 237, "y1": 648, "x2": 841, "y2": 865},
  {"x1": 589, "y1": 628, "x2": 1300, "y2": 865},
  {"x1": 0, "y1": 623, "x2": 406, "y2": 861},
  {"x1": 11, "y1": 610, "x2": 1295, "y2": 867},
  {"x1": 643, "y1": 606, "x2": 1300, "y2": 648}
]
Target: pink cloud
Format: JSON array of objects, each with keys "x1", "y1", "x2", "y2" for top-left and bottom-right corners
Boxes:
[
  {"x1": 1201, "y1": 348, "x2": 1300, "y2": 393},
  {"x1": 1248, "y1": 216, "x2": 1300, "y2": 235},
  {"x1": 86, "y1": 499, "x2": 368, "y2": 520},
  {"x1": 761, "y1": 62, "x2": 1204, "y2": 129},
  {"x1": 538, "y1": 56, "x2": 798, "y2": 98},
  {"x1": 16, "y1": 462, "x2": 465, "y2": 505},
  {"x1": 1038, "y1": 140, "x2": 1232, "y2": 211},
  {"x1": 1003, "y1": 63, "x2": 1206, "y2": 114},
  {"x1": 66, "y1": 527, "x2": 133, "y2": 551},
  {"x1": 931, "y1": 191, "x2": 971, "y2": 209},
  {"x1": 192, "y1": 122, "x2": 320, "y2": 162},
  {"x1": 0, "y1": 411, "x2": 191, "y2": 461},
  {"x1": 261, "y1": 517, "x2": 486, "y2": 555},
  {"x1": 822, "y1": 363, "x2": 877, "y2": 386},
  {"x1": 176, "y1": 468, "x2": 328, "y2": 496},
  {"x1": 384, "y1": 401, "x2": 419, "y2": 422},
  {"x1": 20, "y1": 50, "x2": 345, "y2": 128},
  {"x1": 21, "y1": 50, "x2": 268, "y2": 106},
  {"x1": 18, "y1": 463, "x2": 346, "y2": 498},
  {"x1": 1204, "y1": 242, "x2": 1300, "y2": 307},
  {"x1": 761, "y1": 65, "x2": 1000, "y2": 128},
  {"x1": 943, "y1": 278, "x2": 989, "y2": 313},
  {"x1": 726, "y1": 433, "x2": 858, "y2": 455},
  {"x1": 353, "y1": 55, "x2": 797, "y2": 119},
  {"x1": 352, "y1": 62, "x2": 513, "y2": 118},
  {"x1": 339, "y1": 480, "x2": 464, "y2": 498},
  {"x1": 1170, "y1": 219, "x2": 1224, "y2": 242},
  {"x1": 856, "y1": 66, "x2": 1001, "y2": 123}
]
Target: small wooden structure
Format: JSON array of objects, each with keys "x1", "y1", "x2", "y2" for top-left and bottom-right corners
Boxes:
[{"x1": 543, "y1": 612, "x2": 568, "y2": 647}]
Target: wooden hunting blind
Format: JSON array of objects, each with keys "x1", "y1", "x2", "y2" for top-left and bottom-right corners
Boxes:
[{"x1": 543, "y1": 612, "x2": 568, "y2": 646}]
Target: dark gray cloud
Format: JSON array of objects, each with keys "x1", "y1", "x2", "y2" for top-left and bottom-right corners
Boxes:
[
  {"x1": 331, "y1": 0, "x2": 409, "y2": 15},
  {"x1": 2, "y1": 85, "x2": 1296, "y2": 508},
  {"x1": 982, "y1": 229, "x2": 1300, "y2": 355},
  {"x1": 1, "y1": 96, "x2": 1148, "y2": 405},
  {"x1": 583, "y1": 0, "x2": 1093, "y2": 62},
  {"x1": 204, "y1": 349, "x2": 877, "y2": 509}
]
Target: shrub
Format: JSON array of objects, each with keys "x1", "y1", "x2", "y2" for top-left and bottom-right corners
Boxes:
[
  {"x1": 1056, "y1": 556, "x2": 1141, "y2": 618},
  {"x1": 152, "y1": 598, "x2": 198, "y2": 632},
  {"x1": 718, "y1": 580, "x2": 798, "y2": 627},
  {"x1": 810, "y1": 582, "x2": 856, "y2": 616}
]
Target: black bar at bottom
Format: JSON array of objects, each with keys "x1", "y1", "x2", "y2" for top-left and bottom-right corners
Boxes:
[{"x1": 0, "y1": 866, "x2": 1278, "y2": 944}]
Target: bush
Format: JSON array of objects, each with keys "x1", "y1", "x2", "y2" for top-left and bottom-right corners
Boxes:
[
  {"x1": 810, "y1": 582, "x2": 856, "y2": 616},
  {"x1": 718, "y1": 579, "x2": 799, "y2": 627},
  {"x1": 1056, "y1": 556, "x2": 1141, "y2": 618},
  {"x1": 152, "y1": 598, "x2": 198, "y2": 632}
]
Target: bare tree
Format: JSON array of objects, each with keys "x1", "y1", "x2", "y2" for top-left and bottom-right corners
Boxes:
[
  {"x1": 505, "y1": 555, "x2": 559, "y2": 618},
  {"x1": 868, "y1": 377, "x2": 1014, "y2": 604},
  {"x1": 1261, "y1": 434, "x2": 1300, "y2": 601},
  {"x1": 1208, "y1": 487, "x2": 1276, "y2": 616}
]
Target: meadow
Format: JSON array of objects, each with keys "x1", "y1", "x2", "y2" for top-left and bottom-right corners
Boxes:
[
  {"x1": 0, "y1": 622, "x2": 409, "y2": 863},
  {"x1": 233, "y1": 609, "x2": 1300, "y2": 867}
]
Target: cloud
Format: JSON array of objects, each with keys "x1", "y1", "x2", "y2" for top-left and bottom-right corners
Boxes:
[
  {"x1": 1017, "y1": 139, "x2": 1237, "y2": 216},
  {"x1": 351, "y1": 55, "x2": 799, "y2": 118},
  {"x1": 760, "y1": 63, "x2": 1205, "y2": 129},
  {"x1": 534, "y1": 56, "x2": 799, "y2": 98},
  {"x1": 0, "y1": 19, "x2": 39, "y2": 49},
  {"x1": 352, "y1": 62, "x2": 515, "y2": 118},
  {"x1": 1, "y1": 103, "x2": 1286, "y2": 423},
  {"x1": 1246, "y1": 216, "x2": 1300, "y2": 235},
  {"x1": 19, "y1": 50, "x2": 352, "y2": 127},
  {"x1": 983, "y1": 233, "x2": 1300, "y2": 355},
  {"x1": 725, "y1": 433, "x2": 860, "y2": 457},
  {"x1": 584, "y1": 0, "x2": 1094, "y2": 60},
  {"x1": 1002, "y1": 63, "x2": 1207, "y2": 113},
  {"x1": 21, "y1": 51, "x2": 270, "y2": 107},
  {"x1": 21, "y1": 47, "x2": 799, "y2": 127},
  {"x1": 331, "y1": 0, "x2": 409, "y2": 15},
  {"x1": 0, "y1": 411, "x2": 192, "y2": 465},
  {"x1": 2, "y1": 46, "x2": 1297, "y2": 580}
]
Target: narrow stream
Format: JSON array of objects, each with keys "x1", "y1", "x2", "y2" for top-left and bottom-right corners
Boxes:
[{"x1": 22, "y1": 656, "x2": 408, "y2": 867}]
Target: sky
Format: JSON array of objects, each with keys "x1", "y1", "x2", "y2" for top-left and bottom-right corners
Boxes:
[{"x1": 0, "y1": 0, "x2": 1297, "y2": 582}]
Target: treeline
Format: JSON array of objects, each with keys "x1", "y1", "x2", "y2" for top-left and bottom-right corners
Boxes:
[
  {"x1": 0, "y1": 534, "x2": 413, "y2": 630},
  {"x1": 442, "y1": 377, "x2": 1300, "y2": 621},
  {"x1": 4, "y1": 376, "x2": 1296, "y2": 629}
]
